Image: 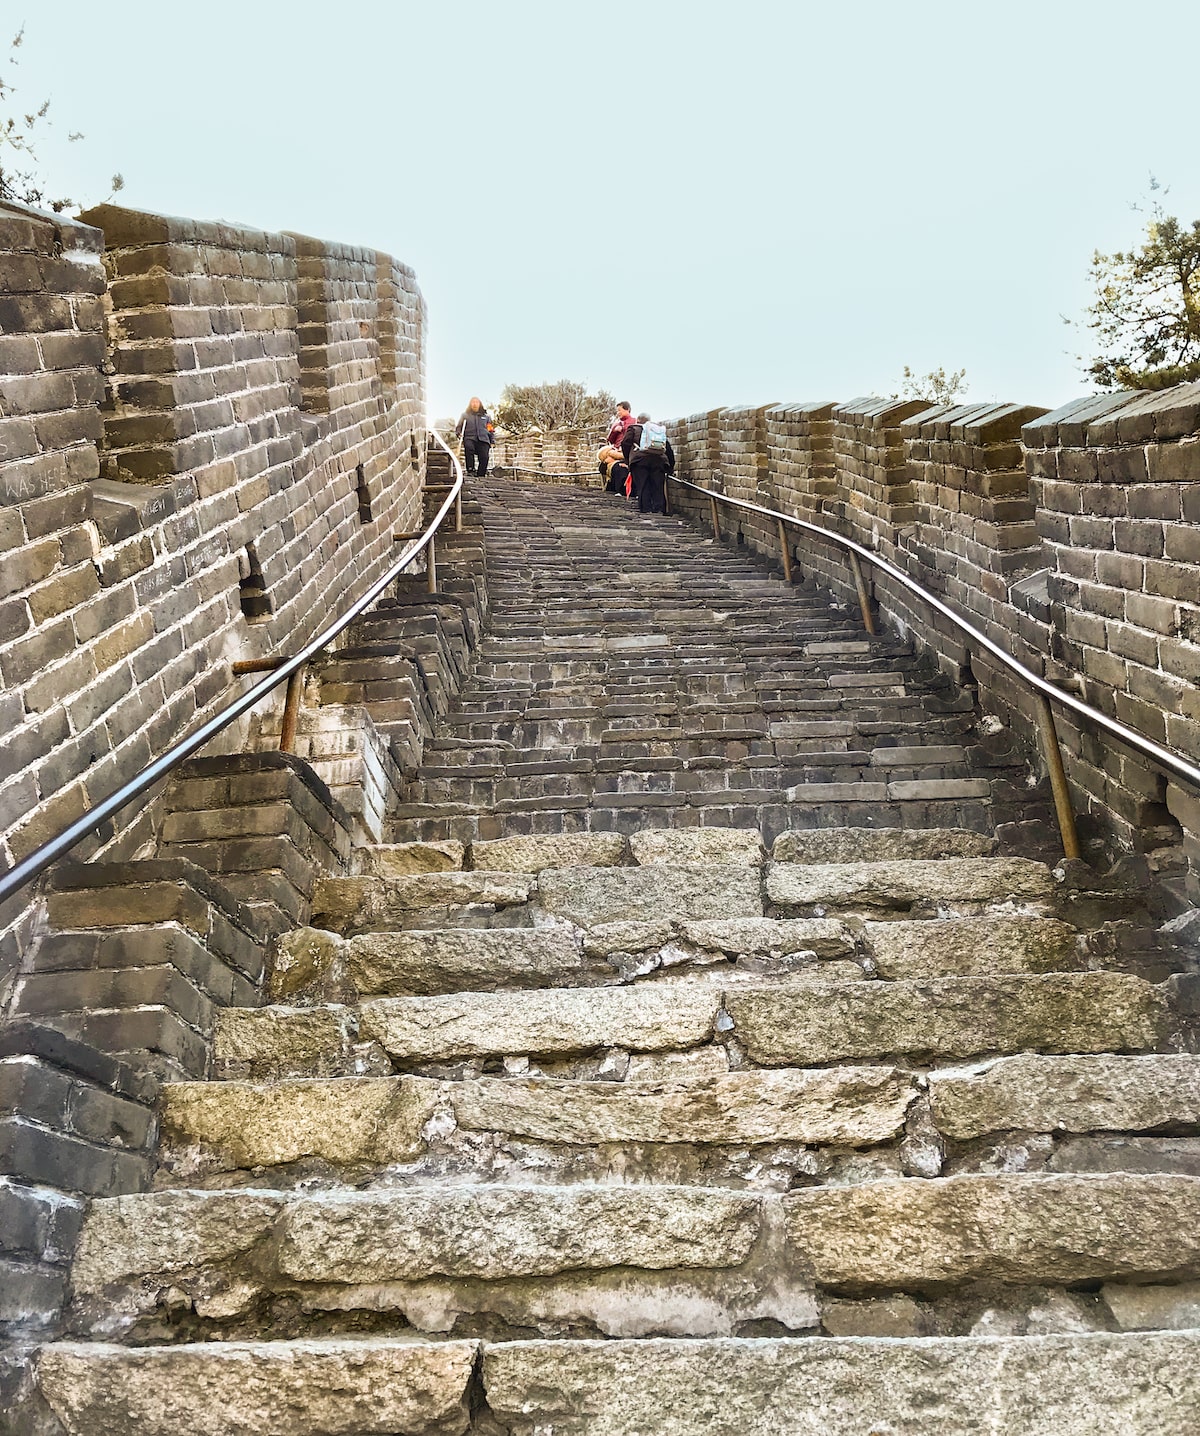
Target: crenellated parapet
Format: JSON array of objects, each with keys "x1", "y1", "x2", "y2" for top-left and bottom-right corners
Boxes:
[
  {"x1": 669, "y1": 382, "x2": 1200, "y2": 890},
  {"x1": 0, "y1": 199, "x2": 429, "y2": 976}
]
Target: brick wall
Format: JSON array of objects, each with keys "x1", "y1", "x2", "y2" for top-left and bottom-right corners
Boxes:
[
  {"x1": 0, "y1": 199, "x2": 428, "y2": 987},
  {"x1": 668, "y1": 381, "x2": 1200, "y2": 897},
  {"x1": 490, "y1": 425, "x2": 607, "y2": 481},
  {"x1": 1022, "y1": 386, "x2": 1200, "y2": 877}
]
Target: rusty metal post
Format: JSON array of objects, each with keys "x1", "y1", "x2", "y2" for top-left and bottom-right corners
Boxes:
[
  {"x1": 710, "y1": 496, "x2": 721, "y2": 541},
  {"x1": 1034, "y1": 692, "x2": 1082, "y2": 860},
  {"x1": 777, "y1": 519, "x2": 792, "y2": 583},
  {"x1": 279, "y1": 663, "x2": 305, "y2": 755},
  {"x1": 846, "y1": 552, "x2": 877, "y2": 636},
  {"x1": 426, "y1": 534, "x2": 437, "y2": 595}
]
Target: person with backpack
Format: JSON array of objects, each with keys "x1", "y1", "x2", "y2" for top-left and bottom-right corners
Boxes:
[
  {"x1": 627, "y1": 417, "x2": 675, "y2": 514},
  {"x1": 455, "y1": 396, "x2": 495, "y2": 477}
]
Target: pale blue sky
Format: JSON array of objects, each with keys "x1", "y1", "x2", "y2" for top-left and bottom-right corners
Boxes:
[{"x1": 15, "y1": 0, "x2": 1200, "y2": 421}]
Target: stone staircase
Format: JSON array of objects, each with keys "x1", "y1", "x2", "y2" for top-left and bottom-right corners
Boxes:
[
  {"x1": 20, "y1": 481, "x2": 1200, "y2": 1433},
  {"x1": 387, "y1": 482, "x2": 1049, "y2": 854}
]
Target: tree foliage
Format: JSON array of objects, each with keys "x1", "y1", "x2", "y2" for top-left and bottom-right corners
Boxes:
[
  {"x1": 0, "y1": 28, "x2": 122, "y2": 213},
  {"x1": 894, "y1": 365, "x2": 969, "y2": 406},
  {"x1": 494, "y1": 379, "x2": 616, "y2": 433},
  {"x1": 1085, "y1": 184, "x2": 1200, "y2": 390}
]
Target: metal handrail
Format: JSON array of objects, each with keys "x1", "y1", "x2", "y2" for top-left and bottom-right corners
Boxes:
[
  {"x1": 669, "y1": 475, "x2": 1200, "y2": 857},
  {"x1": 0, "y1": 429, "x2": 464, "y2": 907}
]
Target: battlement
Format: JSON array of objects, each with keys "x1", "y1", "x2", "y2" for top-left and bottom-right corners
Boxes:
[
  {"x1": 0, "y1": 198, "x2": 428, "y2": 987},
  {"x1": 667, "y1": 386, "x2": 1200, "y2": 901}
]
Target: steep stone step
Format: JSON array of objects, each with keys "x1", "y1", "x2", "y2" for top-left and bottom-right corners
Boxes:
[
  {"x1": 159, "y1": 1067, "x2": 920, "y2": 1182},
  {"x1": 254, "y1": 912, "x2": 863, "y2": 1013},
  {"x1": 311, "y1": 862, "x2": 766, "y2": 934},
  {"x1": 29, "y1": 1338, "x2": 477, "y2": 1436},
  {"x1": 311, "y1": 869, "x2": 539, "y2": 934},
  {"x1": 727, "y1": 972, "x2": 1170, "y2": 1064},
  {"x1": 767, "y1": 857, "x2": 1055, "y2": 909},
  {"x1": 218, "y1": 965, "x2": 1172, "y2": 1083},
  {"x1": 66, "y1": 1174, "x2": 1200, "y2": 1345},
  {"x1": 772, "y1": 827, "x2": 997, "y2": 862},
  {"x1": 69, "y1": 1184, "x2": 786, "y2": 1342},
  {"x1": 357, "y1": 983, "x2": 723, "y2": 1063},
  {"x1": 928, "y1": 1052, "x2": 1200, "y2": 1140},
  {"x1": 862, "y1": 915, "x2": 1080, "y2": 978},
  {"x1": 481, "y1": 1331, "x2": 1200, "y2": 1434}
]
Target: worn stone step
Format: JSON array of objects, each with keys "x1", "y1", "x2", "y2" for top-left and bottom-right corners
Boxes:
[
  {"x1": 311, "y1": 870, "x2": 538, "y2": 934},
  {"x1": 783, "y1": 1172, "x2": 1200, "y2": 1289},
  {"x1": 767, "y1": 857, "x2": 1055, "y2": 910},
  {"x1": 862, "y1": 915, "x2": 1080, "y2": 979},
  {"x1": 358, "y1": 983, "x2": 722, "y2": 1063},
  {"x1": 726, "y1": 972, "x2": 1170, "y2": 1065},
  {"x1": 267, "y1": 924, "x2": 596, "y2": 1001},
  {"x1": 28, "y1": 1338, "x2": 478, "y2": 1436},
  {"x1": 72, "y1": 1170, "x2": 1200, "y2": 1345},
  {"x1": 929, "y1": 1052, "x2": 1200, "y2": 1140},
  {"x1": 158, "y1": 1064, "x2": 914, "y2": 1180},
  {"x1": 772, "y1": 827, "x2": 996, "y2": 863},
  {"x1": 536, "y1": 863, "x2": 764, "y2": 927},
  {"x1": 481, "y1": 1330, "x2": 1200, "y2": 1434},
  {"x1": 69, "y1": 1184, "x2": 789, "y2": 1341}
]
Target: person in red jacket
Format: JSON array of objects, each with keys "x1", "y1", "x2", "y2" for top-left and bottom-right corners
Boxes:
[{"x1": 607, "y1": 401, "x2": 636, "y2": 449}]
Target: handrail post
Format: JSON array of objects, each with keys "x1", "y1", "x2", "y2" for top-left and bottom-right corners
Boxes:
[
  {"x1": 426, "y1": 533, "x2": 437, "y2": 595},
  {"x1": 710, "y1": 495, "x2": 721, "y2": 541},
  {"x1": 846, "y1": 551, "x2": 877, "y2": 636},
  {"x1": 1034, "y1": 692, "x2": 1082, "y2": 861},
  {"x1": 455, "y1": 490, "x2": 463, "y2": 533},
  {"x1": 279, "y1": 663, "x2": 305, "y2": 754},
  {"x1": 777, "y1": 518, "x2": 792, "y2": 584}
]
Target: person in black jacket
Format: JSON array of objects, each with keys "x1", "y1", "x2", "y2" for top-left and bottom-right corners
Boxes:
[
  {"x1": 455, "y1": 397, "x2": 494, "y2": 477},
  {"x1": 626, "y1": 417, "x2": 675, "y2": 514}
]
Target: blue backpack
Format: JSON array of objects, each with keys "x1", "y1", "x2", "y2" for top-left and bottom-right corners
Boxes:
[{"x1": 639, "y1": 421, "x2": 667, "y2": 454}]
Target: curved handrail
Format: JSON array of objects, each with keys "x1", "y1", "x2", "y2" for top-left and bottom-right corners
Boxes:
[
  {"x1": 0, "y1": 429, "x2": 464, "y2": 907},
  {"x1": 668, "y1": 475, "x2": 1200, "y2": 795}
]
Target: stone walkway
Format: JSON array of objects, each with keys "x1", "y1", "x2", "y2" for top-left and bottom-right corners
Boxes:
[{"x1": 24, "y1": 481, "x2": 1200, "y2": 1434}]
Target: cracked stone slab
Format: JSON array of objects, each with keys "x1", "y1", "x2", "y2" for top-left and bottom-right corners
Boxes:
[
  {"x1": 678, "y1": 917, "x2": 852, "y2": 957},
  {"x1": 353, "y1": 841, "x2": 465, "y2": 876},
  {"x1": 538, "y1": 864, "x2": 763, "y2": 927},
  {"x1": 311, "y1": 871, "x2": 536, "y2": 934},
  {"x1": 772, "y1": 827, "x2": 998, "y2": 864},
  {"x1": 72, "y1": 1191, "x2": 286, "y2": 1293},
  {"x1": 726, "y1": 973, "x2": 1167, "y2": 1065},
  {"x1": 470, "y1": 833, "x2": 628, "y2": 871},
  {"x1": 359, "y1": 985, "x2": 722, "y2": 1061},
  {"x1": 783, "y1": 1173, "x2": 1200, "y2": 1287},
  {"x1": 160, "y1": 1076, "x2": 440, "y2": 1173},
  {"x1": 863, "y1": 915, "x2": 1079, "y2": 979},
  {"x1": 767, "y1": 857, "x2": 1054, "y2": 908},
  {"x1": 930, "y1": 1053, "x2": 1200, "y2": 1140},
  {"x1": 481, "y1": 1331, "x2": 1200, "y2": 1435},
  {"x1": 629, "y1": 829, "x2": 764, "y2": 866},
  {"x1": 35, "y1": 1338, "x2": 478, "y2": 1436},
  {"x1": 214, "y1": 1005, "x2": 355, "y2": 1077},
  {"x1": 277, "y1": 1184, "x2": 761, "y2": 1282},
  {"x1": 449, "y1": 1067, "x2": 917, "y2": 1146},
  {"x1": 583, "y1": 919, "x2": 675, "y2": 957}
]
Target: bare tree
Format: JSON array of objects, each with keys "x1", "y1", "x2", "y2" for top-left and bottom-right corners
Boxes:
[{"x1": 495, "y1": 379, "x2": 616, "y2": 433}]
